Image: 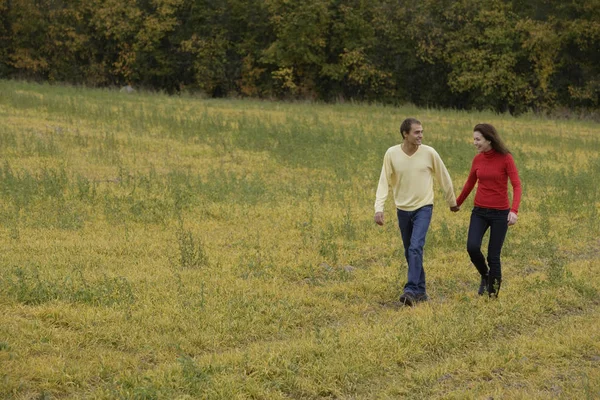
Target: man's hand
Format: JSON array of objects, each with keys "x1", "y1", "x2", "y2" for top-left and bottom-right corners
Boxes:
[
  {"x1": 450, "y1": 205, "x2": 460, "y2": 212},
  {"x1": 508, "y1": 211, "x2": 518, "y2": 226},
  {"x1": 374, "y1": 212, "x2": 384, "y2": 226}
]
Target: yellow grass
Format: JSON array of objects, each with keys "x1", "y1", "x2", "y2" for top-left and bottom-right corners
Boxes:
[{"x1": 0, "y1": 80, "x2": 598, "y2": 399}]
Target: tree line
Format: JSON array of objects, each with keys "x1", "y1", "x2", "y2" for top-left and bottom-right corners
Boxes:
[{"x1": 1, "y1": 0, "x2": 599, "y2": 114}]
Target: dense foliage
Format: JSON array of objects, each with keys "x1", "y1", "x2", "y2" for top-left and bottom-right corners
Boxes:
[{"x1": 1, "y1": 0, "x2": 599, "y2": 113}]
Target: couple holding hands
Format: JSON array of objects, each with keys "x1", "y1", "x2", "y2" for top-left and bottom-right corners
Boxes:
[{"x1": 374, "y1": 118, "x2": 522, "y2": 306}]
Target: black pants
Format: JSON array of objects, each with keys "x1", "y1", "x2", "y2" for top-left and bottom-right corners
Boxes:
[{"x1": 466, "y1": 207, "x2": 510, "y2": 279}]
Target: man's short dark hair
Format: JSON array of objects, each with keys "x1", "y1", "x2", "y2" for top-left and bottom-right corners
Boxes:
[{"x1": 400, "y1": 118, "x2": 421, "y2": 139}]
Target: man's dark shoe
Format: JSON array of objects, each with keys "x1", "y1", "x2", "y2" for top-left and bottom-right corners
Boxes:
[
  {"x1": 478, "y1": 275, "x2": 488, "y2": 296},
  {"x1": 399, "y1": 292, "x2": 416, "y2": 307},
  {"x1": 415, "y1": 293, "x2": 430, "y2": 303}
]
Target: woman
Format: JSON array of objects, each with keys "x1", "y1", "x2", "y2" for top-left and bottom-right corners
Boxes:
[{"x1": 454, "y1": 123, "x2": 522, "y2": 298}]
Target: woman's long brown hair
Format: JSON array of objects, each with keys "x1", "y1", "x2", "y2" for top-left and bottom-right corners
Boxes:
[{"x1": 474, "y1": 123, "x2": 511, "y2": 154}]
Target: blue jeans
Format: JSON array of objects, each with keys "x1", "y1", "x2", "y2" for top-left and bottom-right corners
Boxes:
[
  {"x1": 396, "y1": 205, "x2": 433, "y2": 295},
  {"x1": 466, "y1": 207, "x2": 509, "y2": 279}
]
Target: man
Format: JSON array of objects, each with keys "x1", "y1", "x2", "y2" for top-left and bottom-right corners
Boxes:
[{"x1": 374, "y1": 118, "x2": 458, "y2": 306}]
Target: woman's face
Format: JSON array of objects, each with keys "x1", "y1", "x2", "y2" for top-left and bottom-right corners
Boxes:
[{"x1": 473, "y1": 131, "x2": 492, "y2": 153}]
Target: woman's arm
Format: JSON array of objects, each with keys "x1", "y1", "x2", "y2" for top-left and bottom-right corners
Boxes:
[
  {"x1": 456, "y1": 158, "x2": 478, "y2": 207},
  {"x1": 506, "y1": 154, "x2": 522, "y2": 214}
]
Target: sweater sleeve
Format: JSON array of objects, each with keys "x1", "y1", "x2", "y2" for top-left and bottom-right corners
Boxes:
[
  {"x1": 374, "y1": 151, "x2": 393, "y2": 213},
  {"x1": 432, "y1": 150, "x2": 457, "y2": 207},
  {"x1": 456, "y1": 158, "x2": 477, "y2": 207},
  {"x1": 506, "y1": 154, "x2": 522, "y2": 214}
]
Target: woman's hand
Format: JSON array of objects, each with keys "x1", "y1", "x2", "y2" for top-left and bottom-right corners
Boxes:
[{"x1": 508, "y1": 211, "x2": 518, "y2": 226}]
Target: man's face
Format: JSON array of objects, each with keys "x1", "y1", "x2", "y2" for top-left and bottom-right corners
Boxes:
[{"x1": 404, "y1": 124, "x2": 423, "y2": 146}]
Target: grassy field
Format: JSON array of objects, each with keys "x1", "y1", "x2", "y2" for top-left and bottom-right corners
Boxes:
[{"x1": 0, "y1": 80, "x2": 599, "y2": 399}]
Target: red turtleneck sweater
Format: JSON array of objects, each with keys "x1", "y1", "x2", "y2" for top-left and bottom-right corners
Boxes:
[{"x1": 456, "y1": 149, "x2": 522, "y2": 213}]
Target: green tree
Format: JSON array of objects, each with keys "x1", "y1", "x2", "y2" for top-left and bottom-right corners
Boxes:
[
  {"x1": 86, "y1": 0, "x2": 144, "y2": 85},
  {"x1": 133, "y1": 0, "x2": 187, "y2": 92},
  {"x1": 407, "y1": 0, "x2": 567, "y2": 113},
  {"x1": 0, "y1": 0, "x2": 11, "y2": 77},
  {"x1": 4, "y1": 0, "x2": 95, "y2": 83},
  {"x1": 553, "y1": 1, "x2": 600, "y2": 108},
  {"x1": 176, "y1": 0, "x2": 265, "y2": 96},
  {"x1": 319, "y1": 0, "x2": 395, "y2": 101},
  {"x1": 409, "y1": 0, "x2": 522, "y2": 112},
  {"x1": 261, "y1": 0, "x2": 332, "y2": 98},
  {"x1": 2, "y1": 0, "x2": 599, "y2": 113},
  {"x1": 5, "y1": 0, "x2": 51, "y2": 80}
]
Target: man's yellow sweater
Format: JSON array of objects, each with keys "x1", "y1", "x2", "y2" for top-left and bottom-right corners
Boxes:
[{"x1": 374, "y1": 144, "x2": 456, "y2": 212}]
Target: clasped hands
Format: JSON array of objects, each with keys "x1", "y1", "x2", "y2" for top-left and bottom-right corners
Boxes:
[
  {"x1": 448, "y1": 205, "x2": 518, "y2": 226},
  {"x1": 374, "y1": 208, "x2": 517, "y2": 226}
]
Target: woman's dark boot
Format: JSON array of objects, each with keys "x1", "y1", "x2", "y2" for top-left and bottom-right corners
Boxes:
[
  {"x1": 478, "y1": 275, "x2": 488, "y2": 296},
  {"x1": 488, "y1": 276, "x2": 502, "y2": 298}
]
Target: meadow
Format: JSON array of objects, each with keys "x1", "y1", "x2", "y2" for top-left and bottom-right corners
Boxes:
[{"x1": 0, "y1": 80, "x2": 599, "y2": 399}]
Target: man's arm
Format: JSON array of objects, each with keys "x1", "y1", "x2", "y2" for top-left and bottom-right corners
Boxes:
[
  {"x1": 374, "y1": 212, "x2": 385, "y2": 226},
  {"x1": 374, "y1": 151, "x2": 392, "y2": 224},
  {"x1": 432, "y1": 150, "x2": 457, "y2": 207}
]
